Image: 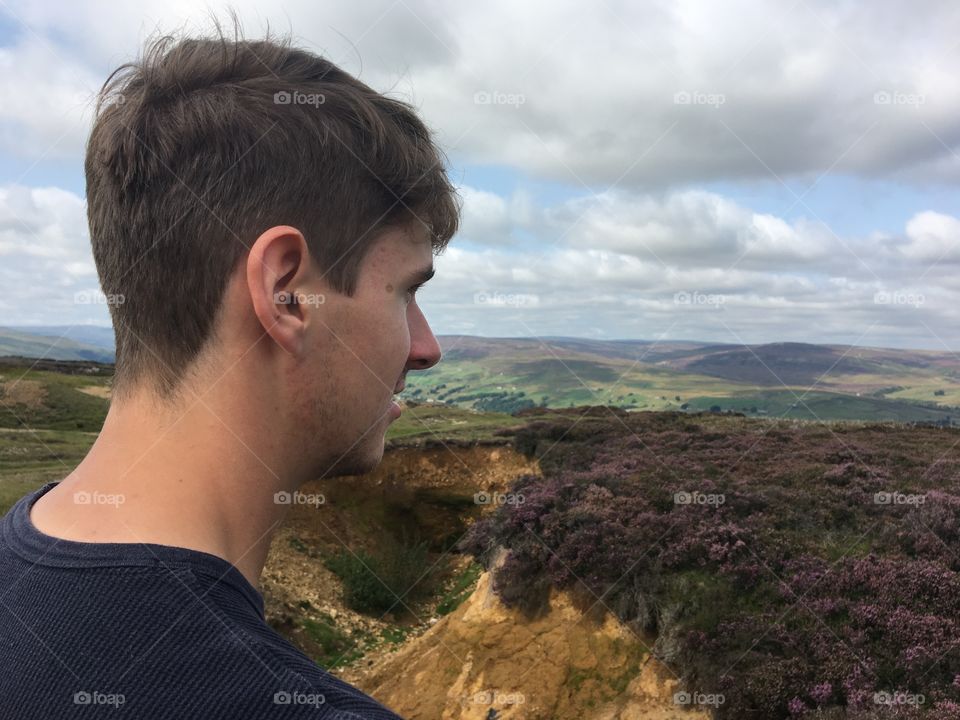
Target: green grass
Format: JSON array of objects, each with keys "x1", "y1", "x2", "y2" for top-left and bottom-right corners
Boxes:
[
  {"x1": 0, "y1": 365, "x2": 110, "y2": 431},
  {"x1": 380, "y1": 626, "x2": 409, "y2": 644},
  {"x1": 0, "y1": 428, "x2": 96, "y2": 515},
  {"x1": 436, "y1": 561, "x2": 482, "y2": 616},
  {"x1": 300, "y1": 616, "x2": 367, "y2": 668},
  {"x1": 297, "y1": 616, "x2": 415, "y2": 669},
  {"x1": 385, "y1": 403, "x2": 526, "y2": 444}
]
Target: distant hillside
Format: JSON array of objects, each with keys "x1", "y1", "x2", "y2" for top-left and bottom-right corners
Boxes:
[
  {"x1": 9, "y1": 325, "x2": 116, "y2": 350},
  {"x1": 413, "y1": 336, "x2": 960, "y2": 424},
  {"x1": 3, "y1": 328, "x2": 960, "y2": 424},
  {"x1": 661, "y1": 341, "x2": 947, "y2": 386},
  {"x1": 0, "y1": 327, "x2": 114, "y2": 363}
]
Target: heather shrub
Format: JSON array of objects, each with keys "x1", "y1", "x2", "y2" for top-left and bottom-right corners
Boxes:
[{"x1": 462, "y1": 410, "x2": 960, "y2": 718}]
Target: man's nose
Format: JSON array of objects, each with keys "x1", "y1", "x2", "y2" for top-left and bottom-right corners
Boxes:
[{"x1": 407, "y1": 304, "x2": 442, "y2": 370}]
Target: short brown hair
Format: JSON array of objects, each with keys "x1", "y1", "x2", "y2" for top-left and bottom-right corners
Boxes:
[{"x1": 86, "y1": 23, "x2": 460, "y2": 400}]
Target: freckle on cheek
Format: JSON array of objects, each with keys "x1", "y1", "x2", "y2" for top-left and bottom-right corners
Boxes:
[{"x1": 385, "y1": 283, "x2": 393, "y2": 292}]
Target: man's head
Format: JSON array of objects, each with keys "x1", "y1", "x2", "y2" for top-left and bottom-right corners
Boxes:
[{"x1": 84, "y1": 24, "x2": 459, "y2": 479}]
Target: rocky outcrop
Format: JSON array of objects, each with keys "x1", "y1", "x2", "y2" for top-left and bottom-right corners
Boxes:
[
  {"x1": 266, "y1": 442, "x2": 710, "y2": 719},
  {"x1": 350, "y1": 568, "x2": 711, "y2": 720}
]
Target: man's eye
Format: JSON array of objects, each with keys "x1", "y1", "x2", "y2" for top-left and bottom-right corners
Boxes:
[{"x1": 406, "y1": 283, "x2": 425, "y2": 299}]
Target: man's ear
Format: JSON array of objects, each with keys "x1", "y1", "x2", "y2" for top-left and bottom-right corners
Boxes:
[{"x1": 246, "y1": 225, "x2": 314, "y2": 356}]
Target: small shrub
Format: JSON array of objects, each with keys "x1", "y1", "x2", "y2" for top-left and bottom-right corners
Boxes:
[{"x1": 326, "y1": 537, "x2": 433, "y2": 615}]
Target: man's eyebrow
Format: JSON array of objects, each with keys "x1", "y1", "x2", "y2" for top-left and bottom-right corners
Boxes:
[{"x1": 406, "y1": 265, "x2": 435, "y2": 285}]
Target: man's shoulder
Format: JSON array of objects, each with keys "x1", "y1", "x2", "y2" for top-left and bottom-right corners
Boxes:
[
  {"x1": 0, "y1": 481, "x2": 403, "y2": 719},
  {"x1": 113, "y1": 580, "x2": 404, "y2": 719},
  {"x1": 222, "y1": 620, "x2": 403, "y2": 718}
]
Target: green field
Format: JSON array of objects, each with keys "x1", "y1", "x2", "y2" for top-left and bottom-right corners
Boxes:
[
  {"x1": 0, "y1": 429, "x2": 96, "y2": 515},
  {"x1": 682, "y1": 389, "x2": 957, "y2": 423},
  {"x1": 385, "y1": 402, "x2": 526, "y2": 444},
  {"x1": 6, "y1": 332, "x2": 960, "y2": 425},
  {"x1": 402, "y1": 356, "x2": 737, "y2": 413},
  {"x1": 390, "y1": 337, "x2": 960, "y2": 423},
  {"x1": 0, "y1": 362, "x2": 112, "y2": 513},
  {"x1": 403, "y1": 352, "x2": 960, "y2": 424}
]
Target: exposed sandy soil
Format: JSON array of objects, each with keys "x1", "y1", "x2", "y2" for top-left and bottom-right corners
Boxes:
[
  {"x1": 76, "y1": 385, "x2": 111, "y2": 399},
  {"x1": 262, "y1": 443, "x2": 541, "y2": 674},
  {"x1": 262, "y1": 442, "x2": 708, "y2": 719},
  {"x1": 0, "y1": 379, "x2": 46, "y2": 409},
  {"x1": 347, "y1": 565, "x2": 711, "y2": 720}
]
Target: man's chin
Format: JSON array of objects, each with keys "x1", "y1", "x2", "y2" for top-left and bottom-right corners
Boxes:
[{"x1": 317, "y1": 438, "x2": 385, "y2": 479}]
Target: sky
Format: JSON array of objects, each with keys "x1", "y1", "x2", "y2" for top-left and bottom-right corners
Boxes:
[{"x1": 1, "y1": 0, "x2": 959, "y2": 350}]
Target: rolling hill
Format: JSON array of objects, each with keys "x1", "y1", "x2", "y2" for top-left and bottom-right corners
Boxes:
[
  {"x1": 0, "y1": 327, "x2": 114, "y2": 363},
  {"x1": 2, "y1": 328, "x2": 959, "y2": 424}
]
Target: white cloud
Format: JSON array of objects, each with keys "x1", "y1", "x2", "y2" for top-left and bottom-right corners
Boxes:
[
  {"x1": 0, "y1": 37, "x2": 100, "y2": 160},
  {"x1": 457, "y1": 185, "x2": 538, "y2": 246},
  {"x1": 0, "y1": 184, "x2": 103, "y2": 324},
  {"x1": 465, "y1": 187, "x2": 844, "y2": 272},
  {"x1": 0, "y1": 0, "x2": 959, "y2": 186},
  {"x1": 0, "y1": 175, "x2": 954, "y2": 350},
  {"x1": 901, "y1": 211, "x2": 960, "y2": 263},
  {"x1": 0, "y1": 1, "x2": 958, "y2": 349},
  {"x1": 420, "y1": 184, "x2": 960, "y2": 349}
]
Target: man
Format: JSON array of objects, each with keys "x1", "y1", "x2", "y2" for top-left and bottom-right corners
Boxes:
[{"x1": 0, "y1": 23, "x2": 459, "y2": 719}]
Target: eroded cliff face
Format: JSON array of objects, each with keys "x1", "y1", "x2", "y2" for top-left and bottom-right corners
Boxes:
[
  {"x1": 347, "y1": 567, "x2": 710, "y2": 720},
  {"x1": 265, "y1": 442, "x2": 710, "y2": 719},
  {"x1": 261, "y1": 444, "x2": 544, "y2": 672}
]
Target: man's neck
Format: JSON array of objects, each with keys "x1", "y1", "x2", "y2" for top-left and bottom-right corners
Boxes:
[{"x1": 29, "y1": 393, "x2": 295, "y2": 592}]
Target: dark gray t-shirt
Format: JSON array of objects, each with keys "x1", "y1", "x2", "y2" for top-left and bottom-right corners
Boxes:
[{"x1": 0, "y1": 482, "x2": 403, "y2": 719}]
